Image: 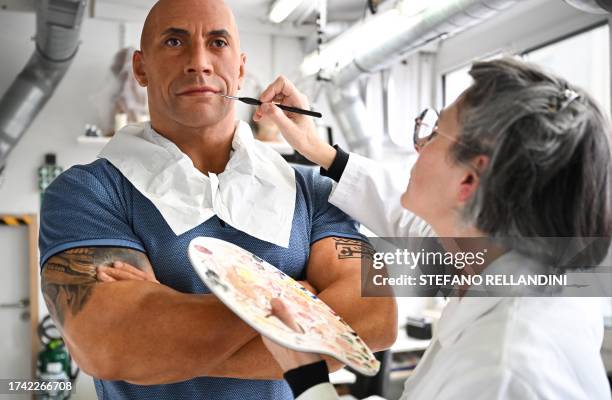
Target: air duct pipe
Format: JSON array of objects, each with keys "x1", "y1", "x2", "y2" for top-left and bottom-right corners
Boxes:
[
  {"x1": 327, "y1": 82, "x2": 380, "y2": 158},
  {"x1": 563, "y1": 0, "x2": 612, "y2": 14},
  {"x1": 330, "y1": 0, "x2": 523, "y2": 87},
  {"x1": 0, "y1": 0, "x2": 86, "y2": 175},
  {"x1": 318, "y1": 0, "x2": 522, "y2": 156}
]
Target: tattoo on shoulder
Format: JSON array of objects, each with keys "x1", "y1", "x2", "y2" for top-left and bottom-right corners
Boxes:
[
  {"x1": 41, "y1": 247, "x2": 151, "y2": 327},
  {"x1": 333, "y1": 237, "x2": 375, "y2": 260}
]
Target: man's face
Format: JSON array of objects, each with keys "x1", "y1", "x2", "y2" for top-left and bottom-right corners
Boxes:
[
  {"x1": 134, "y1": 0, "x2": 246, "y2": 129},
  {"x1": 401, "y1": 98, "x2": 476, "y2": 232}
]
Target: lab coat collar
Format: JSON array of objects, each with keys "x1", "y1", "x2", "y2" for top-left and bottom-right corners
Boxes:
[
  {"x1": 436, "y1": 251, "x2": 552, "y2": 348},
  {"x1": 98, "y1": 121, "x2": 296, "y2": 247}
]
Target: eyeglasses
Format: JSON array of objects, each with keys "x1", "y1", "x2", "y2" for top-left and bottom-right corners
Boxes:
[
  {"x1": 413, "y1": 108, "x2": 440, "y2": 151},
  {"x1": 413, "y1": 108, "x2": 467, "y2": 152}
]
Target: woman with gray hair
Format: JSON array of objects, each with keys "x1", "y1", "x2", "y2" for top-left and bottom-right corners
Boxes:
[{"x1": 254, "y1": 57, "x2": 612, "y2": 399}]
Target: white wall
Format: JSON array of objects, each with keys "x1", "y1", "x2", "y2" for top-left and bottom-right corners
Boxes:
[
  {"x1": 0, "y1": 12, "x2": 120, "y2": 214},
  {"x1": 0, "y1": 8, "x2": 304, "y2": 399},
  {"x1": 0, "y1": 11, "x2": 123, "y2": 399},
  {"x1": 434, "y1": 0, "x2": 607, "y2": 76}
]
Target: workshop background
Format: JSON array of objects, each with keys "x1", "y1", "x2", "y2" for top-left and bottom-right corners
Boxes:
[{"x1": 0, "y1": 0, "x2": 611, "y2": 399}]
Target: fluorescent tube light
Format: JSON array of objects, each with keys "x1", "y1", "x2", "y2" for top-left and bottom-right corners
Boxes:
[{"x1": 269, "y1": 0, "x2": 304, "y2": 23}]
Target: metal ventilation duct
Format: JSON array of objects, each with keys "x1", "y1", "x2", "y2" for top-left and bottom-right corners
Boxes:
[
  {"x1": 564, "y1": 0, "x2": 612, "y2": 14},
  {"x1": 0, "y1": 0, "x2": 86, "y2": 175},
  {"x1": 323, "y1": 0, "x2": 522, "y2": 157},
  {"x1": 330, "y1": 0, "x2": 523, "y2": 87},
  {"x1": 327, "y1": 82, "x2": 381, "y2": 158}
]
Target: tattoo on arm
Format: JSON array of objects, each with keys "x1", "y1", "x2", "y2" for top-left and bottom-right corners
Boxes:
[
  {"x1": 41, "y1": 247, "x2": 152, "y2": 327},
  {"x1": 333, "y1": 238, "x2": 375, "y2": 260}
]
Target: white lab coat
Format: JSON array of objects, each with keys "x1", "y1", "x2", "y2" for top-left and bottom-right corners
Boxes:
[
  {"x1": 296, "y1": 251, "x2": 610, "y2": 400},
  {"x1": 327, "y1": 152, "x2": 434, "y2": 238},
  {"x1": 293, "y1": 154, "x2": 610, "y2": 400}
]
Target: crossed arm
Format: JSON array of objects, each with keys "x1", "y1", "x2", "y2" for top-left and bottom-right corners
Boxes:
[{"x1": 41, "y1": 238, "x2": 397, "y2": 384}]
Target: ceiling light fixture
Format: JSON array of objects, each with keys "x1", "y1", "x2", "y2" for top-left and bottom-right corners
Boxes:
[{"x1": 269, "y1": 0, "x2": 304, "y2": 23}]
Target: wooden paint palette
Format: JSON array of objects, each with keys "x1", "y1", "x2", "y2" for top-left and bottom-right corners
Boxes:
[{"x1": 188, "y1": 237, "x2": 380, "y2": 376}]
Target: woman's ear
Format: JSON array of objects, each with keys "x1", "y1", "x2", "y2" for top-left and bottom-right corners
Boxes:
[
  {"x1": 458, "y1": 155, "x2": 489, "y2": 202},
  {"x1": 132, "y1": 50, "x2": 148, "y2": 87}
]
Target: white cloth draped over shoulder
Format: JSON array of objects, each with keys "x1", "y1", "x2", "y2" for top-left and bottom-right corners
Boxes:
[{"x1": 99, "y1": 120, "x2": 296, "y2": 248}]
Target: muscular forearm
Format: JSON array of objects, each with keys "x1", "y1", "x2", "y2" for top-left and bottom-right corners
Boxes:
[
  {"x1": 63, "y1": 281, "x2": 258, "y2": 384},
  {"x1": 207, "y1": 280, "x2": 322, "y2": 380},
  {"x1": 42, "y1": 247, "x2": 260, "y2": 384},
  {"x1": 208, "y1": 335, "x2": 283, "y2": 380},
  {"x1": 209, "y1": 333, "x2": 342, "y2": 380},
  {"x1": 208, "y1": 280, "x2": 395, "y2": 381}
]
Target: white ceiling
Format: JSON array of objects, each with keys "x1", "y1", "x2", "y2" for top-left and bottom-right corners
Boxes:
[{"x1": 96, "y1": 0, "x2": 368, "y2": 22}]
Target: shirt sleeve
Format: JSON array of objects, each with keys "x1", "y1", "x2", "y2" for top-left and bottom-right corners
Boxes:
[
  {"x1": 309, "y1": 169, "x2": 367, "y2": 244},
  {"x1": 39, "y1": 164, "x2": 145, "y2": 268},
  {"x1": 328, "y1": 152, "x2": 434, "y2": 238},
  {"x1": 319, "y1": 145, "x2": 350, "y2": 183}
]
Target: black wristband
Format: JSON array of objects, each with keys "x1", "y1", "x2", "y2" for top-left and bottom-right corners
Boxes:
[
  {"x1": 320, "y1": 144, "x2": 349, "y2": 183},
  {"x1": 283, "y1": 360, "x2": 330, "y2": 398}
]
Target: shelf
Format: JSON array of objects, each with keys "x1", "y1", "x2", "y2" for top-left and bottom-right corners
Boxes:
[
  {"x1": 391, "y1": 332, "x2": 430, "y2": 353},
  {"x1": 77, "y1": 136, "x2": 111, "y2": 145},
  {"x1": 390, "y1": 369, "x2": 415, "y2": 381}
]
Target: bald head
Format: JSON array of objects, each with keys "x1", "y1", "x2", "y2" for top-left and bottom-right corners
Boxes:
[
  {"x1": 140, "y1": 0, "x2": 239, "y2": 53},
  {"x1": 132, "y1": 0, "x2": 247, "y2": 134}
]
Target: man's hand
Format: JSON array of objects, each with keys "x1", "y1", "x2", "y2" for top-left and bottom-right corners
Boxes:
[
  {"x1": 97, "y1": 261, "x2": 159, "y2": 284},
  {"x1": 262, "y1": 298, "x2": 322, "y2": 372}
]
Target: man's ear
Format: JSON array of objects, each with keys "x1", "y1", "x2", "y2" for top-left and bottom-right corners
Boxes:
[
  {"x1": 458, "y1": 155, "x2": 489, "y2": 202},
  {"x1": 237, "y1": 53, "x2": 247, "y2": 91},
  {"x1": 133, "y1": 50, "x2": 148, "y2": 87}
]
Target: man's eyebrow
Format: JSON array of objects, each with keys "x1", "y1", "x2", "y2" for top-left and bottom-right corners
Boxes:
[
  {"x1": 159, "y1": 27, "x2": 232, "y2": 39},
  {"x1": 161, "y1": 27, "x2": 190, "y2": 37},
  {"x1": 206, "y1": 29, "x2": 231, "y2": 38}
]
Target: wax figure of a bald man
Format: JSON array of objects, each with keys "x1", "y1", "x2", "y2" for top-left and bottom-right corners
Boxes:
[{"x1": 38, "y1": 0, "x2": 397, "y2": 399}]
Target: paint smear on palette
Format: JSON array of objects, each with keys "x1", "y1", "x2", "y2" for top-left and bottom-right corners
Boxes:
[{"x1": 187, "y1": 237, "x2": 380, "y2": 376}]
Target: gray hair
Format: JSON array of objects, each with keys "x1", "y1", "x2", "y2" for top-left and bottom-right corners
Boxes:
[{"x1": 453, "y1": 57, "x2": 612, "y2": 266}]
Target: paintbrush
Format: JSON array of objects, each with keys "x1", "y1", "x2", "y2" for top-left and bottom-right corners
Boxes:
[{"x1": 218, "y1": 94, "x2": 322, "y2": 118}]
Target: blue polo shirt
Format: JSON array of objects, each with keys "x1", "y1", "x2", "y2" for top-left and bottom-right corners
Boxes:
[{"x1": 39, "y1": 158, "x2": 364, "y2": 400}]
